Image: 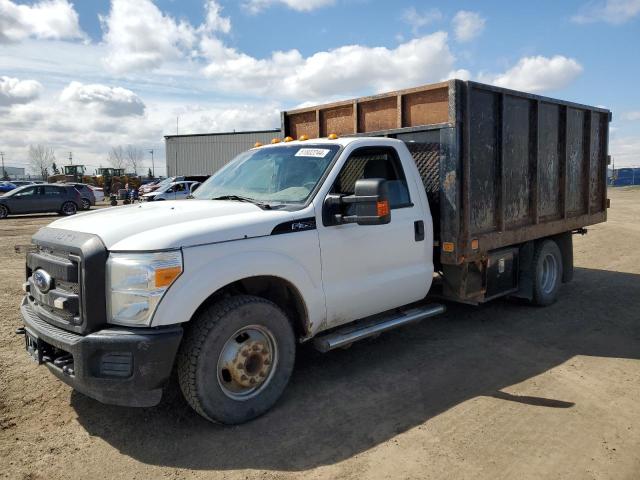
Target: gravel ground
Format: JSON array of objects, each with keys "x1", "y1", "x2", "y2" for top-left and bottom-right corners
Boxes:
[{"x1": 1, "y1": 191, "x2": 639, "y2": 480}]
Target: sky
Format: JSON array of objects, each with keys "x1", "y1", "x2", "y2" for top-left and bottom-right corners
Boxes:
[{"x1": 1, "y1": 0, "x2": 639, "y2": 177}]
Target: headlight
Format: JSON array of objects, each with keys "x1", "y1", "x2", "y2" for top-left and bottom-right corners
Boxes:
[{"x1": 106, "y1": 251, "x2": 182, "y2": 326}]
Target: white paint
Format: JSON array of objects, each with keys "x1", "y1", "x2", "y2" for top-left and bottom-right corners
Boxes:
[{"x1": 46, "y1": 137, "x2": 435, "y2": 336}]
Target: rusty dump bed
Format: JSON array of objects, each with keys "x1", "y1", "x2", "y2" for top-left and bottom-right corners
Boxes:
[{"x1": 282, "y1": 80, "x2": 611, "y2": 267}]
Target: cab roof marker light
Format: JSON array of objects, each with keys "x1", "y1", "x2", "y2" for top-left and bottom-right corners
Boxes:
[
  {"x1": 298, "y1": 135, "x2": 309, "y2": 141},
  {"x1": 254, "y1": 142, "x2": 263, "y2": 148},
  {"x1": 271, "y1": 138, "x2": 281, "y2": 144},
  {"x1": 284, "y1": 136, "x2": 294, "y2": 142},
  {"x1": 328, "y1": 133, "x2": 339, "y2": 140}
]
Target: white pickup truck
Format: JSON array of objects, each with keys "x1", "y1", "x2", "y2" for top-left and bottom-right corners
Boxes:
[{"x1": 17, "y1": 81, "x2": 609, "y2": 424}]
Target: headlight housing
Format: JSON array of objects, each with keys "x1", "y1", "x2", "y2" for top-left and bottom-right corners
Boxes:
[{"x1": 106, "y1": 251, "x2": 182, "y2": 326}]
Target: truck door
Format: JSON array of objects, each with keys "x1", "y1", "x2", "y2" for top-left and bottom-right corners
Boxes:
[{"x1": 317, "y1": 146, "x2": 432, "y2": 328}]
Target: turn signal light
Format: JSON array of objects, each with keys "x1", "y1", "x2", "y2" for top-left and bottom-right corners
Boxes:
[
  {"x1": 284, "y1": 136, "x2": 294, "y2": 142},
  {"x1": 328, "y1": 133, "x2": 339, "y2": 140},
  {"x1": 376, "y1": 200, "x2": 390, "y2": 217},
  {"x1": 471, "y1": 239, "x2": 479, "y2": 250},
  {"x1": 271, "y1": 138, "x2": 281, "y2": 144},
  {"x1": 442, "y1": 242, "x2": 455, "y2": 253},
  {"x1": 298, "y1": 135, "x2": 309, "y2": 141},
  {"x1": 155, "y1": 266, "x2": 182, "y2": 288}
]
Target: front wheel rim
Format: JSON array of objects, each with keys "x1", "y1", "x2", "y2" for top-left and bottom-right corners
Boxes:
[
  {"x1": 217, "y1": 325, "x2": 278, "y2": 401},
  {"x1": 540, "y1": 253, "x2": 558, "y2": 295},
  {"x1": 82, "y1": 199, "x2": 90, "y2": 209}
]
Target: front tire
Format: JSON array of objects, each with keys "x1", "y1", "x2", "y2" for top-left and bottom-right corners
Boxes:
[
  {"x1": 177, "y1": 295, "x2": 296, "y2": 424},
  {"x1": 0, "y1": 205, "x2": 8, "y2": 219},
  {"x1": 532, "y1": 239, "x2": 563, "y2": 306},
  {"x1": 60, "y1": 201, "x2": 77, "y2": 216}
]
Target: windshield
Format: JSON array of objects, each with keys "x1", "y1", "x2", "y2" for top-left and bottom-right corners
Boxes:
[
  {"x1": 153, "y1": 178, "x2": 174, "y2": 189},
  {"x1": 193, "y1": 144, "x2": 340, "y2": 205}
]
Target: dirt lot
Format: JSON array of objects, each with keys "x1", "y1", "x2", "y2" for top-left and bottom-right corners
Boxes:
[{"x1": 1, "y1": 190, "x2": 639, "y2": 480}]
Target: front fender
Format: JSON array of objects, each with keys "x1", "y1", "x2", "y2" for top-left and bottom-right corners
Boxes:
[{"x1": 151, "y1": 238, "x2": 326, "y2": 336}]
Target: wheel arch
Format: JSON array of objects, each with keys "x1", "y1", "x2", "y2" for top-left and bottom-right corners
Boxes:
[{"x1": 188, "y1": 275, "x2": 310, "y2": 340}]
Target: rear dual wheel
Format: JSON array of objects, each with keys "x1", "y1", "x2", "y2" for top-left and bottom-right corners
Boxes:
[
  {"x1": 532, "y1": 240, "x2": 563, "y2": 306},
  {"x1": 177, "y1": 295, "x2": 296, "y2": 424}
]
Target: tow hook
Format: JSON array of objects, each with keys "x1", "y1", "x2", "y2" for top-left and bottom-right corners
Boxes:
[{"x1": 15, "y1": 327, "x2": 25, "y2": 335}]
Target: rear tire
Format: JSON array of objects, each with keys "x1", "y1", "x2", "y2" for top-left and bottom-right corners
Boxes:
[
  {"x1": 60, "y1": 201, "x2": 77, "y2": 216},
  {"x1": 532, "y1": 239, "x2": 563, "y2": 306},
  {"x1": 81, "y1": 198, "x2": 91, "y2": 210},
  {"x1": 0, "y1": 205, "x2": 8, "y2": 219},
  {"x1": 177, "y1": 295, "x2": 296, "y2": 424}
]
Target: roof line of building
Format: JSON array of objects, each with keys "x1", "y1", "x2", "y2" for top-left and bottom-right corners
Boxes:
[{"x1": 164, "y1": 128, "x2": 281, "y2": 139}]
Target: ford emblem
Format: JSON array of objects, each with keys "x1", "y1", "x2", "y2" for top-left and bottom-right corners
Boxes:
[{"x1": 33, "y1": 269, "x2": 52, "y2": 293}]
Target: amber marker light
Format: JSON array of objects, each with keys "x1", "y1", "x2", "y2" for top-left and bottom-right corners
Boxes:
[
  {"x1": 377, "y1": 200, "x2": 390, "y2": 217},
  {"x1": 155, "y1": 266, "x2": 182, "y2": 288}
]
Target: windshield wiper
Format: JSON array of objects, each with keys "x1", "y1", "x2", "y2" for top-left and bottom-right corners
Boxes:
[{"x1": 210, "y1": 195, "x2": 272, "y2": 210}]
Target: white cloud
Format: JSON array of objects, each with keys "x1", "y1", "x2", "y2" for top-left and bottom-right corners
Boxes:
[
  {"x1": 622, "y1": 111, "x2": 640, "y2": 121},
  {"x1": 0, "y1": 0, "x2": 85, "y2": 43},
  {"x1": 479, "y1": 55, "x2": 583, "y2": 93},
  {"x1": 243, "y1": 0, "x2": 335, "y2": 14},
  {"x1": 572, "y1": 0, "x2": 640, "y2": 24},
  {"x1": 100, "y1": 0, "x2": 197, "y2": 74},
  {"x1": 402, "y1": 7, "x2": 443, "y2": 34},
  {"x1": 60, "y1": 81, "x2": 146, "y2": 117},
  {"x1": 0, "y1": 76, "x2": 43, "y2": 106},
  {"x1": 452, "y1": 10, "x2": 486, "y2": 42},
  {"x1": 100, "y1": 0, "x2": 232, "y2": 74},
  {"x1": 610, "y1": 136, "x2": 640, "y2": 167},
  {"x1": 445, "y1": 69, "x2": 471, "y2": 81},
  {"x1": 201, "y1": 0, "x2": 231, "y2": 34},
  {"x1": 202, "y1": 32, "x2": 456, "y2": 101}
]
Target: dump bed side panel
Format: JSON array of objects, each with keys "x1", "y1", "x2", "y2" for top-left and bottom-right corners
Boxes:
[{"x1": 460, "y1": 82, "x2": 609, "y2": 261}]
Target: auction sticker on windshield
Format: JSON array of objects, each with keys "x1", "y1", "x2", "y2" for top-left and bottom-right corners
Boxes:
[{"x1": 295, "y1": 148, "x2": 331, "y2": 158}]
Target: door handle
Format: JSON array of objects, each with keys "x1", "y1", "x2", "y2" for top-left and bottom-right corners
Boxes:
[{"x1": 414, "y1": 220, "x2": 425, "y2": 241}]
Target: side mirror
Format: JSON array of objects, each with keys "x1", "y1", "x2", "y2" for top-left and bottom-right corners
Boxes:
[{"x1": 324, "y1": 178, "x2": 391, "y2": 226}]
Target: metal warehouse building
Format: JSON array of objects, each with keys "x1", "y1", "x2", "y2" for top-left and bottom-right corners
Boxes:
[{"x1": 164, "y1": 129, "x2": 280, "y2": 176}]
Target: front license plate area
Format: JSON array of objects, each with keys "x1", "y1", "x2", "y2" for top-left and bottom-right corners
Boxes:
[{"x1": 25, "y1": 331, "x2": 43, "y2": 364}]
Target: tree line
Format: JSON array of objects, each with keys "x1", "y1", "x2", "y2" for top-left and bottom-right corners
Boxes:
[{"x1": 25, "y1": 144, "x2": 149, "y2": 179}]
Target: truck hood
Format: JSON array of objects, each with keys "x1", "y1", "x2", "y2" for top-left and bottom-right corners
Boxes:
[{"x1": 47, "y1": 200, "x2": 297, "y2": 250}]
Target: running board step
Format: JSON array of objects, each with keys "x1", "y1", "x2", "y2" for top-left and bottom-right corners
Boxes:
[{"x1": 313, "y1": 304, "x2": 445, "y2": 353}]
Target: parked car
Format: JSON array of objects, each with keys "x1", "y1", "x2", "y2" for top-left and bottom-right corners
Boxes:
[
  {"x1": 89, "y1": 185, "x2": 104, "y2": 202},
  {"x1": 66, "y1": 183, "x2": 96, "y2": 210},
  {"x1": 141, "y1": 181, "x2": 200, "y2": 201},
  {"x1": 0, "y1": 184, "x2": 82, "y2": 218},
  {"x1": 10, "y1": 181, "x2": 36, "y2": 187},
  {"x1": 139, "y1": 175, "x2": 209, "y2": 195},
  {"x1": 0, "y1": 181, "x2": 17, "y2": 194}
]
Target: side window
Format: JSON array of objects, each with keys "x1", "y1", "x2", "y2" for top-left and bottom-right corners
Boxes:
[
  {"x1": 44, "y1": 186, "x2": 62, "y2": 196},
  {"x1": 175, "y1": 183, "x2": 186, "y2": 192},
  {"x1": 14, "y1": 187, "x2": 36, "y2": 197},
  {"x1": 331, "y1": 148, "x2": 411, "y2": 209}
]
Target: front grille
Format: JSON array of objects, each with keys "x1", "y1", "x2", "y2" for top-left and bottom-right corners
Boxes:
[{"x1": 26, "y1": 228, "x2": 108, "y2": 335}]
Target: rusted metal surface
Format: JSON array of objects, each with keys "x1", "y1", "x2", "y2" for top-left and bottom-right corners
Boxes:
[
  {"x1": 282, "y1": 80, "x2": 610, "y2": 268},
  {"x1": 283, "y1": 81, "x2": 450, "y2": 138}
]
